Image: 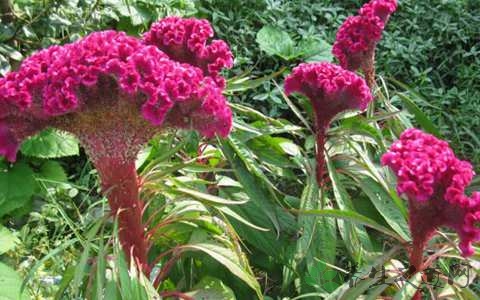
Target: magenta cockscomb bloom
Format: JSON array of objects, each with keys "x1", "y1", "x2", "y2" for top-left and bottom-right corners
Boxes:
[
  {"x1": 332, "y1": 16, "x2": 383, "y2": 72},
  {"x1": 143, "y1": 16, "x2": 234, "y2": 88},
  {"x1": 332, "y1": 0, "x2": 397, "y2": 87},
  {"x1": 0, "y1": 19, "x2": 233, "y2": 274},
  {"x1": 285, "y1": 62, "x2": 373, "y2": 185},
  {"x1": 359, "y1": 0, "x2": 397, "y2": 23},
  {"x1": 382, "y1": 129, "x2": 480, "y2": 272}
]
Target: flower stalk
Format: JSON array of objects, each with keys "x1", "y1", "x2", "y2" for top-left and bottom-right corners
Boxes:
[
  {"x1": 285, "y1": 62, "x2": 373, "y2": 186},
  {"x1": 0, "y1": 17, "x2": 233, "y2": 276},
  {"x1": 96, "y1": 158, "x2": 150, "y2": 274},
  {"x1": 382, "y1": 128, "x2": 480, "y2": 296}
]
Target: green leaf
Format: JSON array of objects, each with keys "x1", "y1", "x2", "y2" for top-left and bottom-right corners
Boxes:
[
  {"x1": 104, "y1": 279, "x2": 120, "y2": 300},
  {"x1": 298, "y1": 209, "x2": 402, "y2": 241},
  {"x1": 326, "y1": 157, "x2": 373, "y2": 260},
  {"x1": 0, "y1": 24, "x2": 15, "y2": 42},
  {"x1": 396, "y1": 93, "x2": 442, "y2": 137},
  {"x1": 187, "y1": 276, "x2": 236, "y2": 300},
  {"x1": 175, "y1": 187, "x2": 247, "y2": 205},
  {"x1": 54, "y1": 266, "x2": 75, "y2": 300},
  {"x1": 358, "y1": 178, "x2": 411, "y2": 242},
  {"x1": 129, "y1": 4, "x2": 152, "y2": 26},
  {"x1": 36, "y1": 161, "x2": 69, "y2": 194},
  {"x1": 0, "y1": 262, "x2": 30, "y2": 300},
  {"x1": 0, "y1": 54, "x2": 10, "y2": 75},
  {"x1": 20, "y1": 129, "x2": 79, "y2": 159},
  {"x1": 389, "y1": 78, "x2": 441, "y2": 110},
  {"x1": 298, "y1": 38, "x2": 333, "y2": 62},
  {"x1": 317, "y1": 205, "x2": 338, "y2": 265},
  {"x1": 256, "y1": 26, "x2": 295, "y2": 60},
  {"x1": 226, "y1": 68, "x2": 286, "y2": 93},
  {"x1": 0, "y1": 162, "x2": 35, "y2": 218},
  {"x1": 220, "y1": 138, "x2": 282, "y2": 235},
  {"x1": 294, "y1": 175, "x2": 320, "y2": 262},
  {"x1": 393, "y1": 272, "x2": 422, "y2": 300},
  {"x1": 216, "y1": 206, "x2": 268, "y2": 231},
  {"x1": 0, "y1": 226, "x2": 19, "y2": 255},
  {"x1": 325, "y1": 247, "x2": 400, "y2": 300},
  {"x1": 181, "y1": 243, "x2": 262, "y2": 299},
  {"x1": 338, "y1": 116, "x2": 387, "y2": 152},
  {"x1": 0, "y1": 44, "x2": 23, "y2": 61},
  {"x1": 39, "y1": 161, "x2": 67, "y2": 182}
]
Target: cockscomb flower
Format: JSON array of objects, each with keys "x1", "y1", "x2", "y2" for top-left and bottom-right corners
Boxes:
[
  {"x1": 359, "y1": 0, "x2": 397, "y2": 23},
  {"x1": 382, "y1": 128, "x2": 474, "y2": 205},
  {"x1": 143, "y1": 16, "x2": 234, "y2": 88},
  {"x1": 382, "y1": 129, "x2": 479, "y2": 272},
  {"x1": 332, "y1": 0, "x2": 397, "y2": 87},
  {"x1": 332, "y1": 16, "x2": 383, "y2": 72},
  {"x1": 0, "y1": 19, "x2": 233, "y2": 275},
  {"x1": 285, "y1": 62, "x2": 373, "y2": 185}
]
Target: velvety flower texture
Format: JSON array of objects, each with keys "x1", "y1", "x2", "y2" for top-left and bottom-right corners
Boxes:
[
  {"x1": 0, "y1": 28, "x2": 233, "y2": 163},
  {"x1": 285, "y1": 62, "x2": 373, "y2": 185},
  {"x1": 359, "y1": 0, "x2": 397, "y2": 22},
  {"x1": 382, "y1": 128, "x2": 480, "y2": 257},
  {"x1": 284, "y1": 62, "x2": 373, "y2": 116},
  {"x1": 332, "y1": 0, "x2": 397, "y2": 72},
  {"x1": 143, "y1": 17, "x2": 234, "y2": 89},
  {"x1": 0, "y1": 19, "x2": 233, "y2": 274}
]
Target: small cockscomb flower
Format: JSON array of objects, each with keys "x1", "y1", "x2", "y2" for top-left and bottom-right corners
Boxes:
[
  {"x1": 359, "y1": 0, "x2": 397, "y2": 23},
  {"x1": 285, "y1": 62, "x2": 372, "y2": 185},
  {"x1": 382, "y1": 128, "x2": 479, "y2": 265},
  {"x1": 285, "y1": 62, "x2": 373, "y2": 115},
  {"x1": 332, "y1": 0, "x2": 397, "y2": 87},
  {"x1": 0, "y1": 18, "x2": 233, "y2": 274},
  {"x1": 143, "y1": 16, "x2": 234, "y2": 88},
  {"x1": 332, "y1": 15, "x2": 383, "y2": 72}
]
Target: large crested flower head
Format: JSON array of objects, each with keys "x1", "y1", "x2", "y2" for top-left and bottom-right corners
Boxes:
[
  {"x1": 359, "y1": 0, "x2": 397, "y2": 23},
  {"x1": 382, "y1": 128, "x2": 480, "y2": 256},
  {"x1": 285, "y1": 62, "x2": 373, "y2": 121},
  {"x1": 143, "y1": 17, "x2": 234, "y2": 88},
  {"x1": 381, "y1": 128, "x2": 474, "y2": 204},
  {"x1": 332, "y1": 0, "x2": 397, "y2": 71},
  {"x1": 0, "y1": 20, "x2": 233, "y2": 163}
]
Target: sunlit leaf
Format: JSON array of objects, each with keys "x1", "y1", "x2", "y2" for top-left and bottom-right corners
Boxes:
[
  {"x1": 0, "y1": 226, "x2": 19, "y2": 255},
  {"x1": 21, "y1": 129, "x2": 79, "y2": 159},
  {"x1": 256, "y1": 25, "x2": 294, "y2": 60},
  {"x1": 0, "y1": 262, "x2": 30, "y2": 300}
]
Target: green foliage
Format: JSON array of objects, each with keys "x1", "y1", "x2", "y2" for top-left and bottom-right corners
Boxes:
[
  {"x1": 256, "y1": 25, "x2": 332, "y2": 61},
  {"x1": 0, "y1": 226, "x2": 19, "y2": 255},
  {"x1": 0, "y1": 262, "x2": 30, "y2": 300},
  {"x1": 187, "y1": 276, "x2": 236, "y2": 299},
  {"x1": 0, "y1": 161, "x2": 36, "y2": 218},
  {"x1": 21, "y1": 129, "x2": 79, "y2": 159}
]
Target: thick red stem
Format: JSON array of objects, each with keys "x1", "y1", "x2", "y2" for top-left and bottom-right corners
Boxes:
[
  {"x1": 407, "y1": 198, "x2": 439, "y2": 300},
  {"x1": 409, "y1": 236, "x2": 426, "y2": 273},
  {"x1": 311, "y1": 99, "x2": 330, "y2": 187},
  {"x1": 315, "y1": 128, "x2": 327, "y2": 187},
  {"x1": 95, "y1": 158, "x2": 150, "y2": 275}
]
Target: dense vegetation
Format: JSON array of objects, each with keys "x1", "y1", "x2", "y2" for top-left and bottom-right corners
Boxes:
[{"x1": 0, "y1": 0, "x2": 479, "y2": 299}]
